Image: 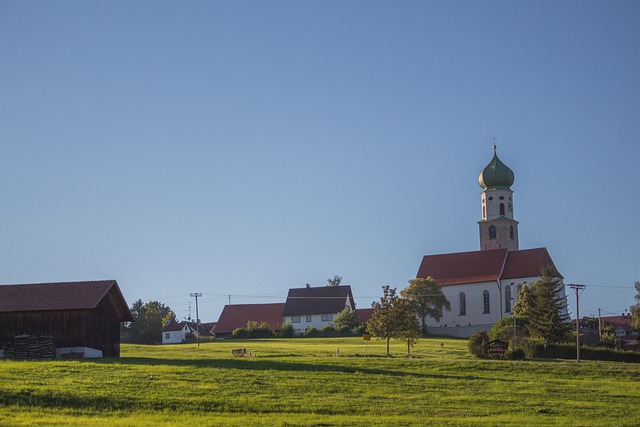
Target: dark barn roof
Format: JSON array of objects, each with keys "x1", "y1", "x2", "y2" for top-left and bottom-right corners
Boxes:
[
  {"x1": 416, "y1": 248, "x2": 561, "y2": 286},
  {"x1": 282, "y1": 285, "x2": 355, "y2": 316},
  {"x1": 0, "y1": 280, "x2": 132, "y2": 321}
]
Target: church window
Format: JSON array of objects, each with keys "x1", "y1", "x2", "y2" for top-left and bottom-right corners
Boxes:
[
  {"x1": 483, "y1": 290, "x2": 490, "y2": 314},
  {"x1": 489, "y1": 226, "x2": 496, "y2": 239},
  {"x1": 459, "y1": 292, "x2": 466, "y2": 316},
  {"x1": 505, "y1": 285, "x2": 512, "y2": 313},
  {"x1": 517, "y1": 284, "x2": 523, "y2": 295},
  {"x1": 499, "y1": 203, "x2": 505, "y2": 215},
  {"x1": 510, "y1": 226, "x2": 514, "y2": 239}
]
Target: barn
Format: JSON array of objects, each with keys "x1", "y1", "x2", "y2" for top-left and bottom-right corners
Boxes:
[{"x1": 0, "y1": 280, "x2": 132, "y2": 358}]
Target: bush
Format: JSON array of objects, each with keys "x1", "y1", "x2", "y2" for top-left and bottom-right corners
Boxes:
[
  {"x1": 275, "y1": 323, "x2": 294, "y2": 338},
  {"x1": 246, "y1": 321, "x2": 274, "y2": 338},
  {"x1": 232, "y1": 328, "x2": 248, "y2": 339},
  {"x1": 468, "y1": 331, "x2": 490, "y2": 358},
  {"x1": 305, "y1": 327, "x2": 319, "y2": 337},
  {"x1": 319, "y1": 325, "x2": 338, "y2": 337},
  {"x1": 505, "y1": 348, "x2": 526, "y2": 360},
  {"x1": 338, "y1": 326, "x2": 353, "y2": 335}
]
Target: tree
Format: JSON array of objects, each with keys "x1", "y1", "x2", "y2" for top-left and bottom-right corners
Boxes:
[
  {"x1": 395, "y1": 299, "x2": 423, "y2": 356},
  {"x1": 332, "y1": 307, "x2": 359, "y2": 331},
  {"x1": 400, "y1": 277, "x2": 451, "y2": 333},
  {"x1": 125, "y1": 299, "x2": 176, "y2": 344},
  {"x1": 525, "y1": 266, "x2": 571, "y2": 343},
  {"x1": 630, "y1": 281, "x2": 640, "y2": 330},
  {"x1": 513, "y1": 284, "x2": 534, "y2": 317},
  {"x1": 367, "y1": 286, "x2": 419, "y2": 356},
  {"x1": 327, "y1": 275, "x2": 342, "y2": 287}
]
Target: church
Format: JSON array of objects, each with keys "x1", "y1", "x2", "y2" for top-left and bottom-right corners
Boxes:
[{"x1": 416, "y1": 146, "x2": 566, "y2": 337}]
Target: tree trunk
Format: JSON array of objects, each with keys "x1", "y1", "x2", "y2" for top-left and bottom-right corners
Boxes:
[{"x1": 386, "y1": 337, "x2": 390, "y2": 355}]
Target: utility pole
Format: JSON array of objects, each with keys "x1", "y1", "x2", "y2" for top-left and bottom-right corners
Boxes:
[
  {"x1": 568, "y1": 284, "x2": 585, "y2": 363},
  {"x1": 598, "y1": 308, "x2": 602, "y2": 341},
  {"x1": 190, "y1": 293, "x2": 202, "y2": 347}
]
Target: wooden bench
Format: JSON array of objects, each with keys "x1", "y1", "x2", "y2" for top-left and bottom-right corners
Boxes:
[{"x1": 232, "y1": 348, "x2": 246, "y2": 357}]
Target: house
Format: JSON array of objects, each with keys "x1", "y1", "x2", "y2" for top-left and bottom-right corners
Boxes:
[
  {"x1": 601, "y1": 314, "x2": 638, "y2": 350},
  {"x1": 282, "y1": 285, "x2": 355, "y2": 334},
  {"x1": 415, "y1": 147, "x2": 567, "y2": 337},
  {"x1": 0, "y1": 280, "x2": 132, "y2": 358},
  {"x1": 162, "y1": 321, "x2": 196, "y2": 344},
  {"x1": 213, "y1": 303, "x2": 285, "y2": 337},
  {"x1": 356, "y1": 308, "x2": 375, "y2": 326}
]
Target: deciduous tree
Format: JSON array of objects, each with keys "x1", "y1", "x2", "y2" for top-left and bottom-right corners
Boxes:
[
  {"x1": 124, "y1": 299, "x2": 176, "y2": 344},
  {"x1": 332, "y1": 307, "x2": 359, "y2": 331},
  {"x1": 327, "y1": 275, "x2": 342, "y2": 287},
  {"x1": 400, "y1": 277, "x2": 451, "y2": 333},
  {"x1": 367, "y1": 286, "x2": 420, "y2": 355},
  {"x1": 630, "y1": 281, "x2": 640, "y2": 329}
]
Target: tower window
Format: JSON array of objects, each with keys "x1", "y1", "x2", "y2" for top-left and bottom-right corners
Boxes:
[
  {"x1": 510, "y1": 226, "x2": 514, "y2": 239},
  {"x1": 505, "y1": 285, "x2": 512, "y2": 313},
  {"x1": 482, "y1": 206, "x2": 486, "y2": 218},
  {"x1": 499, "y1": 203, "x2": 505, "y2": 215},
  {"x1": 489, "y1": 225, "x2": 496, "y2": 239},
  {"x1": 488, "y1": 196, "x2": 493, "y2": 201},
  {"x1": 499, "y1": 196, "x2": 504, "y2": 200},
  {"x1": 483, "y1": 290, "x2": 490, "y2": 314},
  {"x1": 459, "y1": 292, "x2": 466, "y2": 316}
]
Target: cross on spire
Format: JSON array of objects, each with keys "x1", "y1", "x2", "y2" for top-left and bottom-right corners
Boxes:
[{"x1": 492, "y1": 134, "x2": 497, "y2": 152}]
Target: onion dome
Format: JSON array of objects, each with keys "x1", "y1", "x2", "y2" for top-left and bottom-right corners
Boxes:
[{"x1": 478, "y1": 146, "x2": 515, "y2": 190}]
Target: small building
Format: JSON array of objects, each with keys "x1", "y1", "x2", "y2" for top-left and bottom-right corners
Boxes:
[
  {"x1": 162, "y1": 321, "x2": 196, "y2": 344},
  {"x1": 0, "y1": 280, "x2": 132, "y2": 358},
  {"x1": 282, "y1": 285, "x2": 355, "y2": 334},
  {"x1": 213, "y1": 303, "x2": 285, "y2": 337}
]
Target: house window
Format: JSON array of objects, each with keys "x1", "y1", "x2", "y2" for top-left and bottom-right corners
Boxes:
[
  {"x1": 489, "y1": 226, "x2": 496, "y2": 239},
  {"x1": 291, "y1": 316, "x2": 301, "y2": 323},
  {"x1": 505, "y1": 285, "x2": 512, "y2": 313},
  {"x1": 321, "y1": 314, "x2": 333, "y2": 322},
  {"x1": 165, "y1": 332, "x2": 170, "y2": 339},
  {"x1": 500, "y1": 203, "x2": 505, "y2": 215},
  {"x1": 483, "y1": 290, "x2": 490, "y2": 314},
  {"x1": 306, "y1": 315, "x2": 312, "y2": 322},
  {"x1": 459, "y1": 292, "x2": 466, "y2": 316},
  {"x1": 510, "y1": 226, "x2": 514, "y2": 240}
]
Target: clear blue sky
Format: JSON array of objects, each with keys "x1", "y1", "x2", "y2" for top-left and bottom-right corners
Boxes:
[{"x1": 1, "y1": 1, "x2": 638, "y2": 322}]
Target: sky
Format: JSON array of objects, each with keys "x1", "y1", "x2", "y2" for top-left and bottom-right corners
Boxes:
[{"x1": 1, "y1": 1, "x2": 639, "y2": 323}]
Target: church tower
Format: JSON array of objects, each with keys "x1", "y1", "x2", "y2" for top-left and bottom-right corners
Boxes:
[{"x1": 478, "y1": 145, "x2": 519, "y2": 251}]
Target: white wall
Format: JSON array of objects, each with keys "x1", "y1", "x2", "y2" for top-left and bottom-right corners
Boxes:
[{"x1": 284, "y1": 313, "x2": 339, "y2": 334}]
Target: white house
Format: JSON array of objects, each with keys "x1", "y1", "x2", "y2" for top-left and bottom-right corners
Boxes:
[
  {"x1": 416, "y1": 146, "x2": 567, "y2": 337},
  {"x1": 282, "y1": 285, "x2": 355, "y2": 334},
  {"x1": 162, "y1": 322, "x2": 195, "y2": 344}
]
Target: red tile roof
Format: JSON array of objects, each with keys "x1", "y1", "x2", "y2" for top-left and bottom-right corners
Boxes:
[
  {"x1": 282, "y1": 285, "x2": 355, "y2": 316},
  {"x1": 417, "y1": 248, "x2": 560, "y2": 286},
  {"x1": 502, "y1": 248, "x2": 562, "y2": 279},
  {"x1": 0, "y1": 280, "x2": 132, "y2": 321},
  {"x1": 356, "y1": 308, "x2": 375, "y2": 325},
  {"x1": 213, "y1": 303, "x2": 285, "y2": 334},
  {"x1": 417, "y1": 249, "x2": 507, "y2": 286}
]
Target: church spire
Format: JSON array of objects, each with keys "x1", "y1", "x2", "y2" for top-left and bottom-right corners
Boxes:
[{"x1": 478, "y1": 145, "x2": 519, "y2": 251}]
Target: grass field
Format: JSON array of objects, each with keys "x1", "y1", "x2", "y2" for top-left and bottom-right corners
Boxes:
[{"x1": 1, "y1": 337, "x2": 639, "y2": 426}]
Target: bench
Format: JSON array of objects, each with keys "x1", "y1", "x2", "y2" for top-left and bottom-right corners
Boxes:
[{"x1": 232, "y1": 348, "x2": 246, "y2": 357}]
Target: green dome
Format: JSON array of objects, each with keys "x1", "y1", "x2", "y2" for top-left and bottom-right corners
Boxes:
[{"x1": 478, "y1": 150, "x2": 515, "y2": 189}]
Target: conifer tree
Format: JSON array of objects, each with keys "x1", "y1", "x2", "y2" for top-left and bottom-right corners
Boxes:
[{"x1": 526, "y1": 266, "x2": 571, "y2": 343}]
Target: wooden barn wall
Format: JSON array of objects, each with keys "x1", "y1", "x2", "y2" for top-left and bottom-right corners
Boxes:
[{"x1": 0, "y1": 291, "x2": 125, "y2": 357}]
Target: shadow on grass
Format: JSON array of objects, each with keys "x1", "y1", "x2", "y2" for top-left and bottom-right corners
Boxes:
[{"x1": 82, "y1": 356, "x2": 516, "y2": 384}]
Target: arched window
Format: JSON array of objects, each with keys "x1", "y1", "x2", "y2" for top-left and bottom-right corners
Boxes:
[
  {"x1": 459, "y1": 292, "x2": 466, "y2": 316},
  {"x1": 482, "y1": 205, "x2": 486, "y2": 219},
  {"x1": 489, "y1": 225, "x2": 496, "y2": 239},
  {"x1": 483, "y1": 290, "x2": 490, "y2": 314},
  {"x1": 510, "y1": 226, "x2": 514, "y2": 239},
  {"x1": 505, "y1": 285, "x2": 512, "y2": 313},
  {"x1": 500, "y1": 203, "x2": 505, "y2": 215}
]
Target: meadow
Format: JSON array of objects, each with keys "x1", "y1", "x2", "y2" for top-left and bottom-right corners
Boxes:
[{"x1": 0, "y1": 337, "x2": 639, "y2": 426}]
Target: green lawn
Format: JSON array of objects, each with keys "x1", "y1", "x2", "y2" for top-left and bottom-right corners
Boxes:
[{"x1": 0, "y1": 337, "x2": 638, "y2": 426}]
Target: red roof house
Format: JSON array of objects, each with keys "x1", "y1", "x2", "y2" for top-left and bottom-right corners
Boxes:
[{"x1": 213, "y1": 303, "x2": 285, "y2": 336}]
